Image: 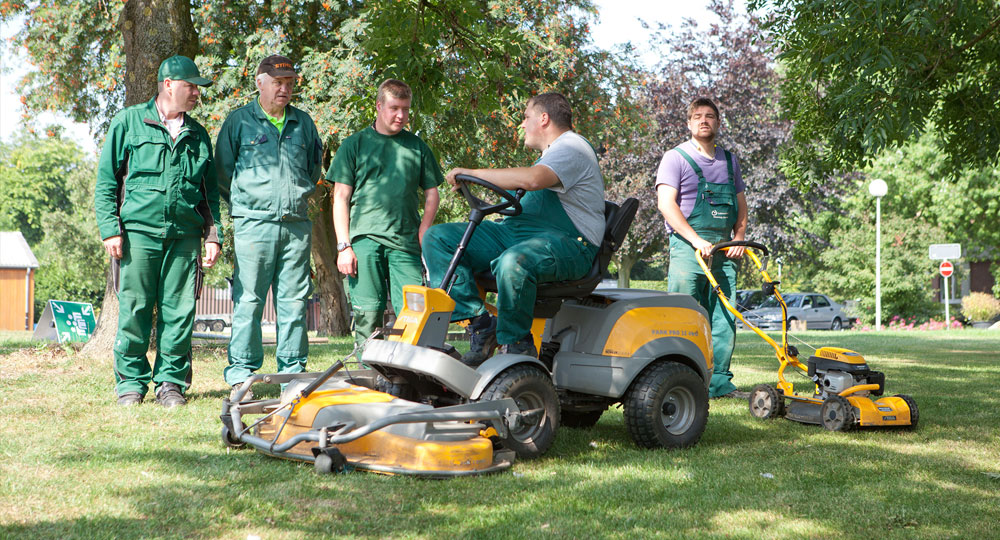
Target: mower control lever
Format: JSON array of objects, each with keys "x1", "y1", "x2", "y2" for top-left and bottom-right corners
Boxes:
[{"x1": 709, "y1": 240, "x2": 769, "y2": 258}]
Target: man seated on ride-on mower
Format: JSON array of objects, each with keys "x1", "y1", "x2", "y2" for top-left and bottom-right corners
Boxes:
[{"x1": 422, "y1": 92, "x2": 605, "y2": 366}]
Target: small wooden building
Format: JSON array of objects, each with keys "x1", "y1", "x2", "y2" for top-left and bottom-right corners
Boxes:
[{"x1": 0, "y1": 231, "x2": 40, "y2": 331}]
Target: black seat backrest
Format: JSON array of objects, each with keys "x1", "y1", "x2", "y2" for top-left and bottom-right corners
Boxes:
[{"x1": 474, "y1": 198, "x2": 639, "y2": 307}]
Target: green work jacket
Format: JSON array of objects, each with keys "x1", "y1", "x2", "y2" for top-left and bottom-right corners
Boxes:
[
  {"x1": 215, "y1": 101, "x2": 323, "y2": 222},
  {"x1": 94, "y1": 97, "x2": 222, "y2": 243}
]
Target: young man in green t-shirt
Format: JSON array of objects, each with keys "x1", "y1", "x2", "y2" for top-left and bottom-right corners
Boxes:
[{"x1": 329, "y1": 79, "x2": 443, "y2": 345}]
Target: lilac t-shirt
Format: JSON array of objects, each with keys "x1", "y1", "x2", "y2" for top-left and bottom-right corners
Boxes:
[{"x1": 654, "y1": 141, "x2": 744, "y2": 233}]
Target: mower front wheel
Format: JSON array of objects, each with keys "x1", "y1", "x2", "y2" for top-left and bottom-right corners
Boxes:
[
  {"x1": 820, "y1": 395, "x2": 856, "y2": 431},
  {"x1": 479, "y1": 364, "x2": 559, "y2": 459},
  {"x1": 314, "y1": 448, "x2": 347, "y2": 475},
  {"x1": 221, "y1": 421, "x2": 248, "y2": 449},
  {"x1": 624, "y1": 362, "x2": 709, "y2": 449},
  {"x1": 749, "y1": 384, "x2": 785, "y2": 420}
]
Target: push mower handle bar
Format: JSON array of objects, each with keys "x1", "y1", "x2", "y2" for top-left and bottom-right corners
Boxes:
[{"x1": 710, "y1": 240, "x2": 769, "y2": 258}]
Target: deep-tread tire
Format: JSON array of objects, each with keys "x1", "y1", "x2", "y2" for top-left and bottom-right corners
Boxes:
[
  {"x1": 831, "y1": 318, "x2": 843, "y2": 331},
  {"x1": 821, "y1": 395, "x2": 856, "y2": 431},
  {"x1": 221, "y1": 421, "x2": 247, "y2": 449},
  {"x1": 895, "y1": 394, "x2": 919, "y2": 429},
  {"x1": 373, "y1": 375, "x2": 418, "y2": 402},
  {"x1": 749, "y1": 384, "x2": 785, "y2": 419},
  {"x1": 624, "y1": 362, "x2": 709, "y2": 449},
  {"x1": 560, "y1": 408, "x2": 605, "y2": 429},
  {"x1": 314, "y1": 449, "x2": 347, "y2": 474},
  {"x1": 478, "y1": 364, "x2": 559, "y2": 459},
  {"x1": 211, "y1": 320, "x2": 225, "y2": 332}
]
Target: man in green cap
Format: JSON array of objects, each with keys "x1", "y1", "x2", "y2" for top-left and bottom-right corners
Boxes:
[
  {"x1": 329, "y1": 78, "x2": 443, "y2": 346},
  {"x1": 216, "y1": 55, "x2": 323, "y2": 397},
  {"x1": 655, "y1": 97, "x2": 749, "y2": 399},
  {"x1": 94, "y1": 55, "x2": 222, "y2": 407}
]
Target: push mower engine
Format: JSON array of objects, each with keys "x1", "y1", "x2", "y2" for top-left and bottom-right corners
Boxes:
[{"x1": 808, "y1": 347, "x2": 885, "y2": 399}]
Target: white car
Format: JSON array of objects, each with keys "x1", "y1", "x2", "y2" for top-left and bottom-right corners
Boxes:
[{"x1": 741, "y1": 293, "x2": 850, "y2": 331}]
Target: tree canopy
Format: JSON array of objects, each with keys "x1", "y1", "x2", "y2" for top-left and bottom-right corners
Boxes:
[{"x1": 750, "y1": 0, "x2": 1000, "y2": 181}]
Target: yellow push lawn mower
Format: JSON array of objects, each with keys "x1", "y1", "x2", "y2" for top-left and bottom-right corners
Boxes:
[{"x1": 695, "y1": 240, "x2": 918, "y2": 431}]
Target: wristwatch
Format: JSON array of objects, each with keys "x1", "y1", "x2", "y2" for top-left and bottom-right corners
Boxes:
[{"x1": 337, "y1": 242, "x2": 352, "y2": 252}]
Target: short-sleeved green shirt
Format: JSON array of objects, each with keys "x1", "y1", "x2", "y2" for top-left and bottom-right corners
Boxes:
[{"x1": 328, "y1": 126, "x2": 444, "y2": 254}]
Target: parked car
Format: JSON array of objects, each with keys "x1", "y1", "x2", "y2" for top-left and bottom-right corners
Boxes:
[
  {"x1": 741, "y1": 292, "x2": 850, "y2": 331},
  {"x1": 734, "y1": 289, "x2": 767, "y2": 312}
]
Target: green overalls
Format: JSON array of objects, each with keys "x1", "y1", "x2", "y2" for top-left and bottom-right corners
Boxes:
[
  {"x1": 94, "y1": 98, "x2": 222, "y2": 398},
  {"x1": 215, "y1": 101, "x2": 323, "y2": 387},
  {"x1": 423, "y1": 189, "x2": 597, "y2": 344},
  {"x1": 666, "y1": 147, "x2": 739, "y2": 398}
]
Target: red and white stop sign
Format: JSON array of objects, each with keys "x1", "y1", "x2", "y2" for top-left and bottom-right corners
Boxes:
[{"x1": 940, "y1": 261, "x2": 954, "y2": 277}]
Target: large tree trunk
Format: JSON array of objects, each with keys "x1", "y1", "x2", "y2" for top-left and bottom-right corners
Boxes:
[
  {"x1": 82, "y1": 0, "x2": 199, "y2": 358},
  {"x1": 617, "y1": 255, "x2": 635, "y2": 289},
  {"x1": 311, "y1": 185, "x2": 352, "y2": 336}
]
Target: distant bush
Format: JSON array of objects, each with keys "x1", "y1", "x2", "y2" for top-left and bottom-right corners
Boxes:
[{"x1": 960, "y1": 292, "x2": 1000, "y2": 322}]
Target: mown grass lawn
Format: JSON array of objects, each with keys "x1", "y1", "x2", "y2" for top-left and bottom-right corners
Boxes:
[{"x1": 1, "y1": 328, "x2": 998, "y2": 539}]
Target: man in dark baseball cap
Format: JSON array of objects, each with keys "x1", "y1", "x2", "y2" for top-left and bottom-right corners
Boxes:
[
  {"x1": 157, "y1": 55, "x2": 213, "y2": 86},
  {"x1": 256, "y1": 55, "x2": 297, "y2": 78}
]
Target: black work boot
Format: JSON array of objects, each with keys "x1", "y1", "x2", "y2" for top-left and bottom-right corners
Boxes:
[
  {"x1": 155, "y1": 382, "x2": 187, "y2": 408},
  {"x1": 498, "y1": 334, "x2": 538, "y2": 358},
  {"x1": 461, "y1": 313, "x2": 498, "y2": 367},
  {"x1": 116, "y1": 392, "x2": 143, "y2": 406}
]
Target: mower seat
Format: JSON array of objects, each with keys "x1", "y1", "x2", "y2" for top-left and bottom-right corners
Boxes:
[{"x1": 475, "y1": 198, "x2": 639, "y2": 318}]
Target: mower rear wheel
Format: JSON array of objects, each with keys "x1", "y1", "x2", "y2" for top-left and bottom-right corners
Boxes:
[
  {"x1": 560, "y1": 408, "x2": 605, "y2": 429},
  {"x1": 820, "y1": 395, "x2": 856, "y2": 431},
  {"x1": 314, "y1": 448, "x2": 347, "y2": 474},
  {"x1": 221, "y1": 421, "x2": 248, "y2": 449},
  {"x1": 749, "y1": 384, "x2": 785, "y2": 419},
  {"x1": 624, "y1": 362, "x2": 708, "y2": 449},
  {"x1": 479, "y1": 364, "x2": 559, "y2": 459},
  {"x1": 895, "y1": 394, "x2": 919, "y2": 429}
]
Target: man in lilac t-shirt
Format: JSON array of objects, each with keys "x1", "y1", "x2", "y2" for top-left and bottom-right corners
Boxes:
[{"x1": 655, "y1": 97, "x2": 749, "y2": 399}]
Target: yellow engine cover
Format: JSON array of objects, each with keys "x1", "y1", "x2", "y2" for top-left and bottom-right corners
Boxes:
[{"x1": 814, "y1": 347, "x2": 867, "y2": 366}]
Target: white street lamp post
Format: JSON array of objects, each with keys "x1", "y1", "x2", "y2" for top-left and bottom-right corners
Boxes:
[{"x1": 869, "y1": 179, "x2": 888, "y2": 331}]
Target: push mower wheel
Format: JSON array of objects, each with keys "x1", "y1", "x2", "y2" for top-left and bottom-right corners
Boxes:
[
  {"x1": 749, "y1": 384, "x2": 785, "y2": 420},
  {"x1": 560, "y1": 408, "x2": 605, "y2": 429},
  {"x1": 478, "y1": 364, "x2": 559, "y2": 459},
  {"x1": 314, "y1": 449, "x2": 347, "y2": 475},
  {"x1": 820, "y1": 395, "x2": 856, "y2": 431},
  {"x1": 221, "y1": 421, "x2": 248, "y2": 449},
  {"x1": 624, "y1": 362, "x2": 709, "y2": 449},
  {"x1": 895, "y1": 394, "x2": 919, "y2": 429}
]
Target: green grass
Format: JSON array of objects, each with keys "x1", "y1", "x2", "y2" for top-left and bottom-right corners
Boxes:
[{"x1": 1, "y1": 329, "x2": 999, "y2": 539}]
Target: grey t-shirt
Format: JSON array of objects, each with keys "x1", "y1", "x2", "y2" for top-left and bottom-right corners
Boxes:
[
  {"x1": 655, "y1": 141, "x2": 745, "y2": 233},
  {"x1": 536, "y1": 131, "x2": 606, "y2": 244}
]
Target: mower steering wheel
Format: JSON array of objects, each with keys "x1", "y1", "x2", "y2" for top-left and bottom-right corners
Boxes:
[{"x1": 455, "y1": 174, "x2": 524, "y2": 217}]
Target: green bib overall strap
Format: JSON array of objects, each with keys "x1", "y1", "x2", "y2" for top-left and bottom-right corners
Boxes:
[{"x1": 673, "y1": 146, "x2": 738, "y2": 244}]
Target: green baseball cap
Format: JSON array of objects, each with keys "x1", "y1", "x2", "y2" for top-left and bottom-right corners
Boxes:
[{"x1": 157, "y1": 55, "x2": 212, "y2": 86}]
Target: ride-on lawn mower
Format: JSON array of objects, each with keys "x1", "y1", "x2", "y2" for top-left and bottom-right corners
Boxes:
[
  {"x1": 695, "y1": 240, "x2": 918, "y2": 432},
  {"x1": 222, "y1": 176, "x2": 716, "y2": 475}
]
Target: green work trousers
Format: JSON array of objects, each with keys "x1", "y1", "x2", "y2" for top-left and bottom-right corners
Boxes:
[
  {"x1": 422, "y1": 221, "x2": 596, "y2": 345},
  {"x1": 667, "y1": 234, "x2": 738, "y2": 398},
  {"x1": 114, "y1": 231, "x2": 200, "y2": 396},
  {"x1": 346, "y1": 236, "x2": 424, "y2": 345},
  {"x1": 225, "y1": 218, "x2": 312, "y2": 386}
]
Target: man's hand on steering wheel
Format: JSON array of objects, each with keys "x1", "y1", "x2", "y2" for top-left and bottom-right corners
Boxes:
[{"x1": 445, "y1": 169, "x2": 524, "y2": 217}]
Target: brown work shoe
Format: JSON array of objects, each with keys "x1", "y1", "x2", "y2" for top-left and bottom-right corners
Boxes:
[
  {"x1": 116, "y1": 392, "x2": 143, "y2": 406},
  {"x1": 155, "y1": 382, "x2": 187, "y2": 408},
  {"x1": 230, "y1": 383, "x2": 253, "y2": 401}
]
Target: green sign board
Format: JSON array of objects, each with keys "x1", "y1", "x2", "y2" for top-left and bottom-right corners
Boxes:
[{"x1": 33, "y1": 300, "x2": 96, "y2": 343}]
